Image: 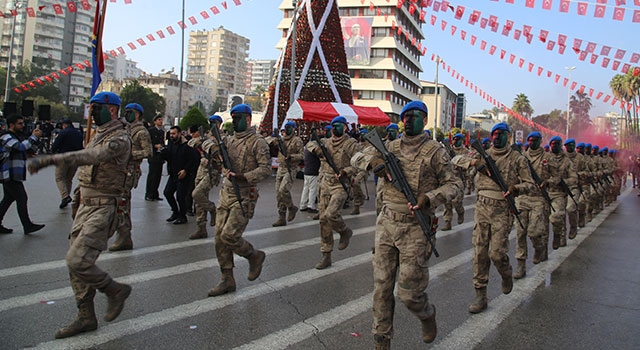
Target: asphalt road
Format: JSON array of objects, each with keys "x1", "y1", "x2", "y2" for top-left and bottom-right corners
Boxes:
[{"x1": 1, "y1": 163, "x2": 638, "y2": 350}]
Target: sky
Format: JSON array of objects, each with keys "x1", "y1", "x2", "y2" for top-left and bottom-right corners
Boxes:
[{"x1": 102, "y1": 0, "x2": 640, "y2": 118}]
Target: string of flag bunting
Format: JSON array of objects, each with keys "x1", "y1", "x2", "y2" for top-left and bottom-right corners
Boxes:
[
  {"x1": 0, "y1": 0, "x2": 132, "y2": 18},
  {"x1": 490, "y1": 0, "x2": 640, "y2": 23}
]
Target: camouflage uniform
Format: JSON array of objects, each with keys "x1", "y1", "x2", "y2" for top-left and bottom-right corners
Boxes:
[
  {"x1": 442, "y1": 144, "x2": 467, "y2": 228},
  {"x1": 583, "y1": 150, "x2": 599, "y2": 221},
  {"x1": 272, "y1": 133, "x2": 303, "y2": 224},
  {"x1": 187, "y1": 135, "x2": 220, "y2": 239},
  {"x1": 515, "y1": 147, "x2": 554, "y2": 266},
  {"x1": 110, "y1": 120, "x2": 152, "y2": 250},
  {"x1": 565, "y1": 149, "x2": 588, "y2": 234},
  {"x1": 353, "y1": 132, "x2": 461, "y2": 342},
  {"x1": 547, "y1": 151, "x2": 577, "y2": 249},
  {"x1": 307, "y1": 133, "x2": 360, "y2": 257},
  {"x1": 214, "y1": 126, "x2": 271, "y2": 279}
]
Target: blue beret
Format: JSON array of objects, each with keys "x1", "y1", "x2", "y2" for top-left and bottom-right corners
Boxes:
[
  {"x1": 576, "y1": 142, "x2": 585, "y2": 148},
  {"x1": 284, "y1": 121, "x2": 296, "y2": 128},
  {"x1": 527, "y1": 131, "x2": 542, "y2": 139},
  {"x1": 601, "y1": 147, "x2": 608, "y2": 152},
  {"x1": 482, "y1": 137, "x2": 490, "y2": 144},
  {"x1": 125, "y1": 103, "x2": 144, "y2": 114},
  {"x1": 544, "y1": 144, "x2": 550, "y2": 149},
  {"x1": 208, "y1": 114, "x2": 223, "y2": 123},
  {"x1": 491, "y1": 122, "x2": 510, "y2": 134},
  {"x1": 585, "y1": 143, "x2": 592, "y2": 148},
  {"x1": 324, "y1": 125, "x2": 332, "y2": 130},
  {"x1": 516, "y1": 141, "x2": 523, "y2": 146},
  {"x1": 549, "y1": 136, "x2": 562, "y2": 144},
  {"x1": 524, "y1": 142, "x2": 529, "y2": 147},
  {"x1": 453, "y1": 133, "x2": 464, "y2": 139},
  {"x1": 400, "y1": 101, "x2": 428, "y2": 121},
  {"x1": 386, "y1": 123, "x2": 399, "y2": 131},
  {"x1": 443, "y1": 138, "x2": 450, "y2": 142},
  {"x1": 359, "y1": 128, "x2": 368, "y2": 134},
  {"x1": 230, "y1": 103, "x2": 252, "y2": 115},
  {"x1": 90, "y1": 92, "x2": 121, "y2": 106},
  {"x1": 592, "y1": 145, "x2": 599, "y2": 150},
  {"x1": 424, "y1": 130, "x2": 431, "y2": 136},
  {"x1": 331, "y1": 116, "x2": 347, "y2": 125},
  {"x1": 564, "y1": 138, "x2": 575, "y2": 145}
]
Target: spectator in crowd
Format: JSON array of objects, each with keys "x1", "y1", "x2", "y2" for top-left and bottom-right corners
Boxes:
[
  {"x1": 51, "y1": 119, "x2": 84, "y2": 208},
  {"x1": 145, "y1": 114, "x2": 166, "y2": 201}
]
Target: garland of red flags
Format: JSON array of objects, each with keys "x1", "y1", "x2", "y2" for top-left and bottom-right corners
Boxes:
[
  {"x1": 0, "y1": 0, "x2": 133, "y2": 19},
  {"x1": 432, "y1": 2, "x2": 640, "y2": 74},
  {"x1": 494, "y1": 0, "x2": 640, "y2": 24}
]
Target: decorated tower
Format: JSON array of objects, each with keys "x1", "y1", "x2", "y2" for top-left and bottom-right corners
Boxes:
[{"x1": 260, "y1": 0, "x2": 353, "y2": 132}]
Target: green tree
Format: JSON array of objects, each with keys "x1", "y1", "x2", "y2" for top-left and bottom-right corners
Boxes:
[
  {"x1": 179, "y1": 106, "x2": 208, "y2": 131},
  {"x1": 191, "y1": 101, "x2": 206, "y2": 115},
  {"x1": 208, "y1": 100, "x2": 224, "y2": 115},
  {"x1": 512, "y1": 93, "x2": 534, "y2": 119},
  {"x1": 119, "y1": 80, "x2": 166, "y2": 121},
  {"x1": 29, "y1": 96, "x2": 70, "y2": 121},
  {"x1": 9, "y1": 58, "x2": 63, "y2": 106},
  {"x1": 569, "y1": 90, "x2": 593, "y2": 139}
]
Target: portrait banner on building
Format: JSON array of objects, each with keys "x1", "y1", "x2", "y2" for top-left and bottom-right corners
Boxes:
[{"x1": 341, "y1": 17, "x2": 373, "y2": 66}]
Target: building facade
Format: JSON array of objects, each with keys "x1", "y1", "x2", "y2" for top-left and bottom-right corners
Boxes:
[
  {"x1": 420, "y1": 80, "x2": 462, "y2": 133},
  {"x1": 247, "y1": 59, "x2": 276, "y2": 94},
  {"x1": 186, "y1": 26, "x2": 249, "y2": 107},
  {"x1": 0, "y1": 0, "x2": 93, "y2": 113},
  {"x1": 103, "y1": 54, "x2": 142, "y2": 82}
]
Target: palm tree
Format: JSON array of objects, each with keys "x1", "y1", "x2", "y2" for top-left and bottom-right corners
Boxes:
[
  {"x1": 512, "y1": 93, "x2": 534, "y2": 119},
  {"x1": 610, "y1": 74, "x2": 635, "y2": 147},
  {"x1": 569, "y1": 90, "x2": 592, "y2": 139},
  {"x1": 623, "y1": 69, "x2": 640, "y2": 135}
]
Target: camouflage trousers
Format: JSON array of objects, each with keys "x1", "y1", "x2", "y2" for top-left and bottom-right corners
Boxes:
[
  {"x1": 215, "y1": 187, "x2": 258, "y2": 270},
  {"x1": 515, "y1": 195, "x2": 548, "y2": 260},
  {"x1": 372, "y1": 206, "x2": 435, "y2": 338},
  {"x1": 472, "y1": 195, "x2": 514, "y2": 289},
  {"x1": 578, "y1": 184, "x2": 589, "y2": 217},
  {"x1": 565, "y1": 187, "x2": 580, "y2": 232},
  {"x1": 549, "y1": 192, "x2": 568, "y2": 237},
  {"x1": 67, "y1": 196, "x2": 119, "y2": 304},
  {"x1": 319, "y1": 181, "x2": 350, "y2": 253},
  {"x1": 352, "y1": 172, "x2": 367, "y2": 208},
  {"x1": 375, "y1": 178, "x2": 384, "y2": 215},
  {"x1": 465, "y1": 167, "x2": 476, "y2": 193},
  {"x1": 192, "y1": 174, "x2": 215, "y2": 226},
  {"x1": 54, "y1": 163, "x2": 77, "y2": 199},
  {"x1": 275, "y1": 169, "x2": 295, "y2": 215},
  {"x1": 112, "y1": 191, "x2": 133, "y2": 248},
  {"x1": 443, "y1": 192, "x2": 464, "y2": 223}
]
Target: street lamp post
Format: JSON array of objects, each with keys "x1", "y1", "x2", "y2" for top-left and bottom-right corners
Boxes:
[
  {"x1": 177, "y1": 0, "x2": 185, "y2": 123},
  {"x1": 4, "y1": 1, "x2": 23, "y2": 103},
  {"x1": 433, "y1": 56, "x2": 440, "y2": 140},
  {"x1": 565, "y1": 66, "x2": 576, "y2": 139},
  {"x1": 289, "y1": 0, "x2": 298, "y2": 107}
]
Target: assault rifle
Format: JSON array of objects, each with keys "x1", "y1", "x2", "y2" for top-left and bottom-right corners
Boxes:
[
  {"x1": 211, "y1": 123, "x2": 246, "y2": 217},
  {"x1": 510, "y1": 145, "x2": 555, "y2": 212},
  {"x1": 364, "y1": 130, "x2": 439, "y2": 257},
  {"x1": 198, "y1": 126, "x2": 214, "y2": 185},
  {"x1": 443, "y1": 141, "x2": 466, "y2": 184},
  {"x1": 274, "y1": 128, "x2": 293, "y2": 181},
  {"x1": 560, "y1": 178, "x2": 579, "y2": 206},
  {"x1": 470, "y1": 139, "x2": 524, "y2": 229},
  {"x1": 311, "y1": 128, "x2": 352, "y2": 200}
]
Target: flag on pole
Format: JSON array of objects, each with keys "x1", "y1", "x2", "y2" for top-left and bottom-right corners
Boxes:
[{"x1": 90, "y1": 0, "x2": 107, "y2": 97}]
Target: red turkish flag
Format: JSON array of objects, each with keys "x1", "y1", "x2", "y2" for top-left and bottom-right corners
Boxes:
[
  {"x1": 557, "y1": 34, "x2": 567, "y2": 47},
  {"x1": 117, "y1": 47, "x2": 125, "y2": 55},
  {"x1": 441, "y1": 0, "x2": 450, "y2": 12},
  {"x1": 408, "y1": 4, "x2": 417, "y2": 15},
  {"x1": 28, "y1": 81, "x2": 37, "y2": 88},
  {"x1": 67, "y1": 1, "x2": 77, "y2": 12},
  {"x1": 570, "y1": 81, "x2": 578, "y2": 90},
  {"x1": 509, "y1": 54, "x2": 516, "y2": 64},
  {"x1": 36, "y1": 78, "x2": 44, "y2": 85},
  {"x1": 603, "y1": 95, "x2": 610, "y2": 103},
  {"x1": 577, "y1": 2, "x2": 588, "y2": 15},
  {"x1": 26, "y1": 7, "x2": 35, "y2": 17},
  {"x1": 523, "y1": 25, "x2": 532, "y2": 38},
  {"x1": 500, "y1": 49, "x2": 506, "y2": 59},
  {"x1": 547, "y1": 40, "x2": 555, "y2": 50},
  {"x1": 514, "y1": 29, "x2": 522, "y2": 40},
  {"x1": 156, "y1": 30, "x2": 165, "y2": 39},
  {"x1": 451, "y1": 25, "x2": 457, "y2": 35},
  {"x1": 480, "y1": 18, "x2": 488, "y2": 29},
  {"x1": 595, "y1": 4, "x2": 606, "y2": 17},
  {"x1": 586, "y1": 42, "x2": 596, "y2": 53},
  {"x1": 559, "y1": 0, "x2": 570, "y2": 12},
  {"x1": 635, "y1": 0, "x2": 640, "y2": 6},
  {"x1": 539, "y1": 29, "x2": 548, "y2": 42},
  {"x1": 81, "y1": 0, "x2": 91, "y2": 10},
  {"x1": 633, "y1": 67, "x2": 640, "y2": 77},
  {"x1": 537, "y1": 67, "x2": 544, "y2": 76},
  {"x1": 590, "y1": 54, "x2": 599, "y2": 64},
  {"x1": 441, "y1": 20, "x2": 447, "y2": 31},
  {"x1": 178, "y1": 21, "x2": 186, "y2": 29},
  {"x1": 600, "y1": 46, "x2": 611, "y2": 56},
  {"x1": 51, "y1": 72, "x2": 60, "y2": 79},
  {"x1": 528, "y1": 63, "x2": 534, "y2": 72},
  {"x1": 470, "y1": 35, "x2": 477, "y2": 45},
  {"x1": 430, "y1": 15, "x2": 436, "y2": 25},
  {"x1": 128, "y1": 42, "x2": 136, "y2": 50},
  {"x1": 622, "y1": 63, "x2": 630, "y2": 73},
  {"x1": 602, "y1": 57, "x2": 610, "y2": 68},
  {"x1": 432, "y1": 1, "x2": 440, "y2": 12},
  {"x1": 505, "y1": 20, "x2": 514, "y2": 31},
  {"x1": 460, "y1": 30, "x2": 466, "y2": 40},
  {"x1": 547, "y1": 70, "x2": 552, "y2": 78},
  {"x1": 146, "y1": 34, "x2": 155, "y2": 42},
  {"x1": 615, "y1": 49, "x2": 626, "y2": 59},
  {"x1": 13, "y1": 87, "x2": 21, "y2": 94},
  {"x1": 633, "y1": 10, "x2": 640, "y2": 23},
  {"x1": 613, "y1": 7, "x2": 625, "y2": 20},
  {"x1": 616, "y1": 0, "x2": 626, "y2": 5},
  {"x1": 188, "y1": 16, "x2": 197, "y2": 25},
  {"x1": 480, "y1": 40, "x2": 487, "y2": 51},
  {"x1": 200, "y1": 10, "x2": 210, "y2": 19},
  {"x1": 542, "y1": 0, "x2": 552, "y2": 10},
  {"x1": 519, "y1": 59, "x2": 524, "y2": 68},
  {"x1": 630, "y1": 52, "x2": 640, "y2": 63},
  {"x1": 44, "y1": 76, "x2": 53, "y2": 82},
  {"x1": 579, "y1": 51, "x2": 588, "y2": 61},
  {"x1": 573, "y1": 38, "x2": 583, "y2": 51},
  {"x1": 555, "y1": 74, "x2": 561, "y2": 83},
  {"x1": 221, "y1": 1, "x2": 228, "y2": 10},
  {"x1": 502, "y1": 26, "x2": 510, "y2": 36},
  {"x1": 526, "y1": 0, "x2": 535, "y2": 8},
  {"x1": 167, "y1": 26, "x2": 175, "y2": 35},
  {"x1": 469, "y1": 10, "x2": 480, "y2": 24},
  {"x1": 613, "y1": 60, "x2": 621, "y2": 70},
  {"x1": 52, "y1": 4, "x2": 63, "y2": 14},
  {"x1": 488, "y1": 15, "x2": 497, "y2": 28},
  {"x1": 419, "y1": 10, "x2": 426, "y2": 21},
  {"x1": 596, "y1": 92, "x2": 603, "y2": 100},
  {"x1": 597, "y1": 0, "x2": 607, "y2": 3},
  {"x1": 579, "y1": 85, "x2": 585, "y2": 94},
  {"x1": 489, "y1": 45, "x2": 496, "y2": 55},
  {"x1": 109, "y1": 49, "x2": 117, "y2": 57},
  {"x1": 455, "y1": 5, "x2": 465, "y2": 19},
  {"x1": 211, "y1": 6, "x2": 220, "y2": 15}
]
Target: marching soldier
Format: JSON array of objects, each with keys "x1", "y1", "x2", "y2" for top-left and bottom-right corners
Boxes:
[
  {"x1": 269, "y1": 121, "x2": 303, "y2": 227},
  {"x1": 547, "y1": 136, "x2": 577, "y2": 249},
  {"x1": 564, "y1": 138, "x2": 587, "y2": 237},
  {"x1": 28, "y1": 91, "x2": 132, "y2": 338},
  {"x1": 442, "y1": 134, "x2": 466, "y2": 230}
]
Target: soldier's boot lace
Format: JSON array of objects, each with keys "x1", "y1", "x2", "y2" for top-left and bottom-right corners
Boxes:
[
  {"x1": 502, "y1": 274, "x2": 513, "y2": 294},
  {"x1": 55, "y1": 301, "x2": 98, "y2": 339},
  {"x1": 513, "y1": 259, "x2": 526, "y2": 279},
  {"x1": 287, "y1": 206, "x2": 298, "y2": 222},
  {"x1": 208, "y1": 269, "x2": 236, "y2": 297},
  {"x1": 374, "y1": 335, "x2": 391, "y2": 350},
  {"x1": 350, "y1": 205, "x2": 360, "y2": 215},
  {"x1": 468, "y1": 287, "x2": 487, "y2": 314},
  {"x1": 102, "y1": 280, "x2": 132, "y2": 322},
  {"x1": 441, "y1": 221, "x2": 452, "y2": 231},
  {"x1": 421, "y1": 304, "x2": 437, "y2": 343},
  {"x1": 247, "y1": 250, "x2": 266, "y2": 281},
  {"x1": 338, "y1": 228, "x2": 353, "y2": 250},
  {"x1": 315, "y1": 252, "x2": 332, "y2": 270},
  {"x1": 209, "y1": 206, "x2": 216, "y2": 227},
  {"x1": 272, "y1": 213, "x2": 287, "y2": 227},
  {"x1": 189, "y1": 224, "x2": 208, "y2": 240}
]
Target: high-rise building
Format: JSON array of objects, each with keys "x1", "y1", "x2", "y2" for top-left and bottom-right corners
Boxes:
[
  {"x1": 0, "y1": 0, "x2": 94, "y2": 113},
  {"x1": 103, "y1": 54, "x2": 142, "y2": 81},
  {"x1": 420, "y1": 80, "x2": 461, "y2": 132},
  {"x1": 276, "y1": 0, "x2": 426, "y2": 120},
  {"x1": 135, "y1": 71, "x2": 212, "y2": 120},
  {"x1": 247, "y1": 59, "x2": 276, "y2": 94},
  {"x1": 186, "y1": 26, "x2": 249, "y2": 107}
]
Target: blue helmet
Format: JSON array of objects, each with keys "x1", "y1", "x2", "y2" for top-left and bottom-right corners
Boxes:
[
  {"x1": 90, "y1": 91, "x2": 121, "y2": 106},
  {"x1": 564, "y1": 138, "x2": 575, "y2": 145},
  {"x1": 400, "y1": 101, "x2": 428, "y2": 121},
  {"x1": 208, "y1": 114, "x2": 223, "y2": 124},
  {"x1": 453, "y1": 133, "x2": 464, "y2": 139},
  {"x1": 386, "y1": 123, "x2": 399, "y2": 131},
  {"x1": 491, "y1": 122, "x2": 510, "y2": 134},
  {"x1": 482, "y1": 137, "x2": 490, "y2": 144},
  {"x1": 527, "y1": 131, "x2": 542, "y2": 140},
  {"x1": 230, "y1": 103, "x2": 252, "y2": 115},
  {"x1": 124, "y1": 103, "x2": 143, "y2": 114},
  {"x1": 284, "y1": 121, "x2": 296, "y2": 129},
  {"x1": 331, "y1": 116, "x2": 348, "y2": 125},
  {"x1": 576, "y1": 142, "x2": 585, "y2": 148}
]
